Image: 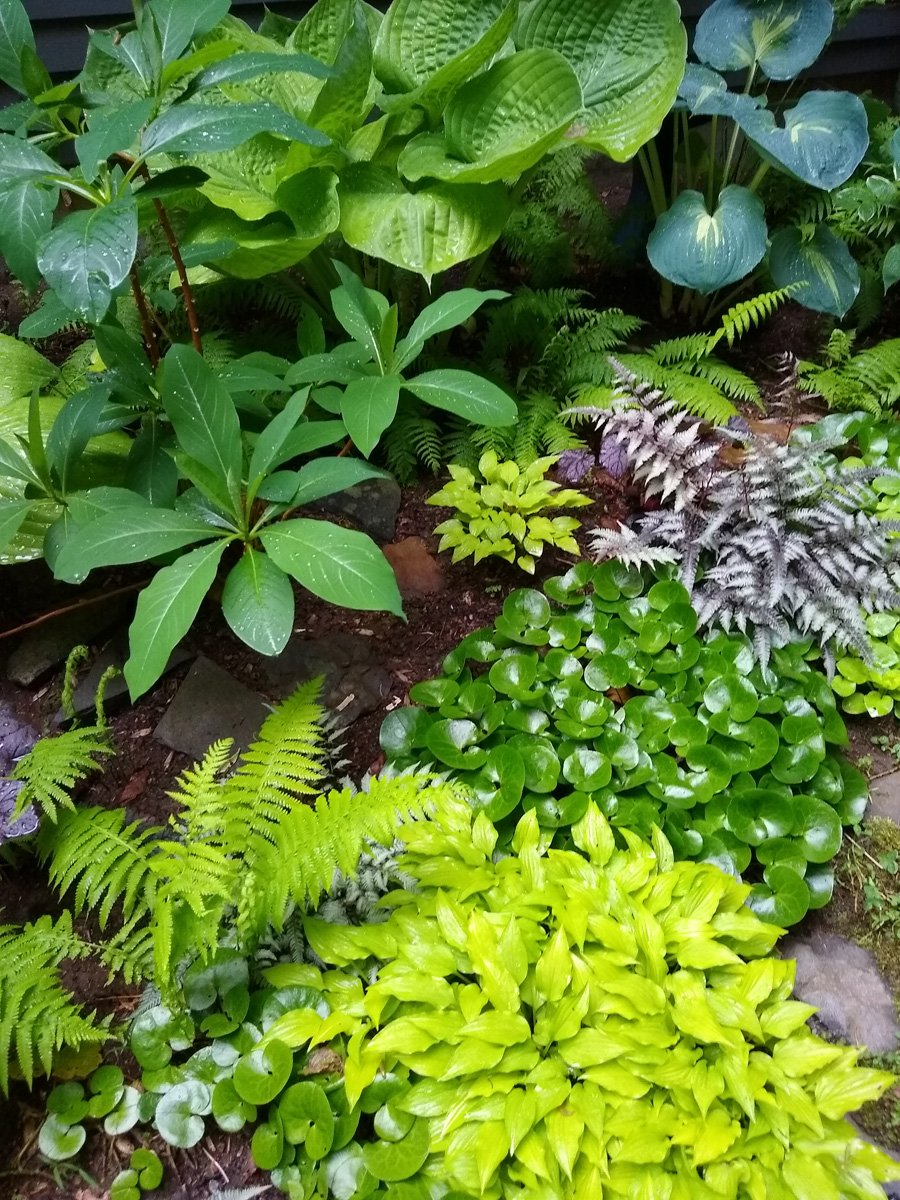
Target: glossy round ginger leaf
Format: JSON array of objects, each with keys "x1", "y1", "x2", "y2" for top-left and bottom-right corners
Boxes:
[
  {"x1": 508, "y1": 734, "x2": 560, "y2": 793},
  {"x1": 155, "y1": 1081, "x2": 210, "y2": 1148},
  {"x1": 233, "y1": 1038, "x2": 293, "y2": 1106},
  {"x1": 380, "y1": 706, "x2": 431, "y2": 757},
  {"x1": 647, "y1": 186, "x2": 767, "y2": 293},
  {"x1": 363, "y1": 1117, "x2": 431, "y2": 1181},
  {"x1": 563, "y1": 745, "x2": 612, "y2": 792},
  {"x1": 515, "y1": 0, "x2": 687, "y2": 161},
  {"x1": 726, "y1": 789, "x2": 795, "y2": 845},
  {"x1": 693, "y1": 0, "x2": 833, "y2": 80},
  {"x1": 704, "y1": 673, "x2": 759, "y2": 721},
  {"x1": 425, "y1": 718, "x2": 487, "y2": 769},
  {"x1": 746, "y1": 864, "x2": 810, "y2": 926},
  {"x1": 792, "y1": 797, "x2": 842, "y2": 863},
  {"x1": 502, "y1": 587, "x2": 552, "y2": 629}
]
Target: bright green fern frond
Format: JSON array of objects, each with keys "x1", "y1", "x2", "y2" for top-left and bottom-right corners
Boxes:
[
  {"x1": 39, "y1": 807, "x2": 162, "y2": 928},
  {"x1": 714, "y1": 289, "x2": 795, "y2": 348},
  {"x1": 688, "y1": 359, "x2": 761, "y2": 406},
  {"x1": 649, "y1": 334, "x2": 716, "y2": 365},
  {"x1": 381, "y1": 402, "x2": 444, "y2": 484},
  {"x1": 99, "y1": 916, "x2": 155, "y2": 985},
  {"x1": 615, "y1": 357, "x2": 740, "y2": 424},
  {"x1": 12, "y1": 724, "x2": 113, "y2": 823},
  {"x1": 0, "y1": 912, "x2": 111, "y2": 1092}
]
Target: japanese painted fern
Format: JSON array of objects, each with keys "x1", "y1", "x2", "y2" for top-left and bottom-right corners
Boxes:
[{"x1": 586, "y1": 364, "x2": 900, "y2": 666}]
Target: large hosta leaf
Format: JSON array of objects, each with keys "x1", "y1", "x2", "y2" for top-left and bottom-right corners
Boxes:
[
  {"x1": 676, "y1": 64, "x2": 762, "y2": 121},
  {"x1": 693, "y1": 0, "x2": 833, "y2": 80},
  {"x1": 769, "y1": 225, "x2": 860, "y2": 316},
  {"x1": 398, "y1": 49, "x2": 582, "y2": 184},
  {"x1": 514, "y1": 0, "x2": 687, "y2": 161},
  {"x1": 375, "y1": 0, "x2": 515, "y2": 114},
  {"x1": 338, "y1": 164, "x2": 510, "y2": 282},
  {"x1": 647, "y1": 186, "x2": 767, "y2": 292},
  {"x1": 737, "y1": 91, "x2": 868, "y2": 190}
]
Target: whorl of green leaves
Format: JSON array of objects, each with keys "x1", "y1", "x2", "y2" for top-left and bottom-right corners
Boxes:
[
  {"x1": 381, "y1": 563, "x2": 866, "y2": 926},
  {"x1": 266, "y1": 799, "x2": 897, "y2": 1197}
]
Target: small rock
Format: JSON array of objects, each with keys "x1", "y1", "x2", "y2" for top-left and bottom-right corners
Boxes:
[
  {"x1": 5, "y1": 597, "x2": 127, "y2": 687},
  {"x1": 0, "y1": 701, "x2": 39, "y2": 843},
  {"x1": 781, "y1": 931, "x2": 900, "y2": 1053},
  {"x1": 311, "y1": 476, "x2": 402, "y2": 544},
  {"x1": 52, "y1": 631, "x2": 192, "y2": 726},
  {"x1": 868, "y1": 772, "x2": 900, "y2": 824},
  {"x1": 154, "y1": 656, "x2": 269, "y2": 760},
  {"x1": 261, "y1": 633, "x2": 392, "y2": 726},
  {"x1": 383, "y1": 537, "x2": 445, "y2": 598}
]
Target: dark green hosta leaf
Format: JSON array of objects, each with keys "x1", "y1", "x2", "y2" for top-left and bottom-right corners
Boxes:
[
  {"x1": 746, "y1": 864, "x2": 810, "y2": 926},
  {"x1": 124, "y1": 539, "x2": 228, "y2": 699},
  {"x1": 0, "y1": 180, "x2": 56, "y2": 290},
  {"x1": 693, "y1": 0, "x2": 832, "y2": 80},
  {"x1": 515, "y1": 0, "x2": 687, "y2": 161},
  {"x1": 791, "y1": 797, "x2": 842, "y2": 863},
  {"x1": 155, "y1": 1080, "x2": 210, "y2": 1148},
  {"x1": 399, "y1": 49, "x2": 582, "y2": 184},
  {"x1": 404, "y1": 369, "x2": 516, "y2": 428},
  {"x1": 261, "y1": 518, "x2": 403, "y2": 615},
  {"x1": 676, "y1": 64, "x2": 760, "y2": 119},
  {"x1": 338, "y1": 164, "x2": 511, "y2": 283},
  {"x1": 222, "y1": 549, "x2": 295, "y2": 657},
  {"x1": 738, "y1": 91, "x2": 868, "y2": 190},
  {"x1": 647, "y1": 186, "x2": 767, "y2": 293},
  {"x1": 37, "y1": 199, "x2": 138, "y2": 324},
  {"x1": 142, "y1": 102, "x2": 329, "y2": 157},
  {"x1": 769, "y1": 225, "x2": 859, "y2": 316}
]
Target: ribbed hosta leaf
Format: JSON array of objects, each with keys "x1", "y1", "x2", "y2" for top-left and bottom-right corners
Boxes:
[
  {"x1": 676, "y1": 64, "x2": 762, "y2": 121},
  {"x1": 374, "y1": 0, "x2": 514, "y2": 108},
  {"x1": 338, "y1": 164, "x2": 510, "y2": 282},
  {"x1": 398, "y1": 49, "x2": 582, "y2": 184},
  {"x1": 647, "y1": 186, "x2": 767, "y2": 293},
  {"x1": 515, "y1": 0, "x2": 687, "y2": 161},
  {"x1": 737, "y1": 91, "x2": 869, "y2": 191},
  {"x1": 769, "y1": 226, "x2": 860, "y2": 317},
  {"x1": 693, "y1": 0, "x2": 833, "y2": 80}
]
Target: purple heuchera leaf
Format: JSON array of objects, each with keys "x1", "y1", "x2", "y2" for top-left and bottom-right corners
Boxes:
[
  {"x1": 600, "y1": 436, "x2": 630, "y2": 479},
  {"x1": 556, "y1": 449, "x2": 594, "y2": 483}
]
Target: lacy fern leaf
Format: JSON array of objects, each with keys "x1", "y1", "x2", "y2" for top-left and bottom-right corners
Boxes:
[
  {"x1": 12, "y1": 724, "x2": 113, "y2": 823},
  {"x1": 0, "y1": 912, "x2": 111, "y2": 1092}
]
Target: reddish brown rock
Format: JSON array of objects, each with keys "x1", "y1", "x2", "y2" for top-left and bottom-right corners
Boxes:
[{"x1": 383, "y1": 537, "x2": 445, "y2": 598}]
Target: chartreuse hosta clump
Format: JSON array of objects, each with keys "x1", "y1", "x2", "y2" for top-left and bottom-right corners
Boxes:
[
  {"x1": 42, "y1": 801, "x2": 897, "y2": 1196},
  {"x1": 427, "y1": 451, "x2": 591, "y2": 573},
  {"x1": 642, "y1": 0, "x2": 869, "y2": 318},
  {"x1": 382, "y1": 563, "x2": 867, "y2": 927}
]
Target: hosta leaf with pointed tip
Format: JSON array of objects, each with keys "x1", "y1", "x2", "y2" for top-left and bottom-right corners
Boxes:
[
  {"x1": 37, "y1": 199, "x2": 138, "y2": 325},
  {"x1": 338, "y1": 164, "x2": 511, "y2": 282},
  {"x1": 398, "y1": 49, "x2": 582, "y2": 184},
  {"x1": 737, "y1": 91, "x2": 868, "y2": 190},
  {"x1": 769, "y1": 226, "x2": 859, "y2": 316},
  {"x1": 261, "y1": 518, "x2": 404, "y2": 615},
  {"x1": 884, "y1": 245, "x2": 900, "y2": 293},
  {"x1": 693, "y1": 0, "x2": 833, "y2": 80},
  {"x1": 647, "y1": 186, "x2": 767, "y2": 293},
  {"x1": 222, "y1": 549, "x2": 295, "y2": 657},
  {"x1": 124, "y1": 539, "x2": 228, "y2": 700},
  {"x1": 676, "y1": 63, "x2": 763, "y2": 121},
  {"x1": 514, "y1": 0, "x2": 687, "y2": 161}
]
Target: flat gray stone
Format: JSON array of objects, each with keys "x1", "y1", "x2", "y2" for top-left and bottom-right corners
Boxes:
[
  {"x1": 5, "y1": 598, "x2": 126, "y2": 686},
  {"x1": 868, "y1": 772, "x2": 900, "y2": 824},
  {"x1": 260, "y1": 633, "x2": 391, "y2": 727},
  {"x1": 52, "y1": 631, "x2": 192, "y2": 726},
  {"x1": 0, "y1": 699, "x2": 38, "y2": 843},
  {"x1": 311, "y1": 476, "x2": 401, "y2": 544},
  {"x1": 154, "y1": 656, "x2": 269, "y2": 760},
  {"x1": 781, "y1": 931, "x2": 900, "y2": 1053}
]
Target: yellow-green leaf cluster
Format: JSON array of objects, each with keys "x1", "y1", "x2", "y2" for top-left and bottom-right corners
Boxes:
[
  {"x1": 428, "y1": 450, "x2": 591, "y2": 573},
  {"x1": 277, "y1": 799, "x2": 895, "y2": 1197}
]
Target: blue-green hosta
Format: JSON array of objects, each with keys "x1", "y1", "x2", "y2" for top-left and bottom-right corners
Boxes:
[{"x1": 382, "y1": 564, "x2": 866, "y2": 926}]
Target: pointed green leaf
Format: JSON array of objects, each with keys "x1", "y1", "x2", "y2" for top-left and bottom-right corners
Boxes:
[
  {"x1": 161, "y1": 343, "x2": 243, "y2": 503},
  {"x1": 37, "y1": 199, "x2": 138, "y2": 324},
  {"x1": 0, "y1": 0, "x2": 34, "y2": 94},
  {"x1": 0, "y1": 498, "x2": 32, "y2": 552},
  {"x1": 0, "y1": 180, "x2": 56, "y2": 290},
  {"x1": 404, "y1": 369, "x2": 516, "y2": 426},
  {"x1": 340, "y1": 375, "x2": 401, "y2": 457},
  {"x1": 393, "y1": 288, "x2": 507, "y2": 372},
  {"x1": 75, "y1": 98, "x2": 155, "y2": 182},
  {"x1": 142, "y1": 102, "x2": 330, "y2": 157},
  {"x1": 648, "y1": 186, "x2": 767, "y2": 293},
  {"x1": 150, "y1": 0, "x2": 231, "y2": 65},
  {"x1": 125, "y1": 539, "x2": 227, "y2": 699},
  {"x1": 222, "y1": 549, "x2": 294, "y2": 656},
  {"x1": 194, "y1": 50, "x2": 332, "y2": 88},
  {"x1": 53, "y1": 508, "x2": 218, "y2": 584},
  {"x1": 261, "y1": 518, "x2": 404, "y2": 614}
]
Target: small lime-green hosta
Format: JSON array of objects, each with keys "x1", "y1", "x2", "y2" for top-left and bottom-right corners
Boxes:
[
  {"x1": 427, "y1": 451, "x2": 591, "y2": 573},
  {"x1": 833, "y1": 610, "x2": 900, "y2": 716}
]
